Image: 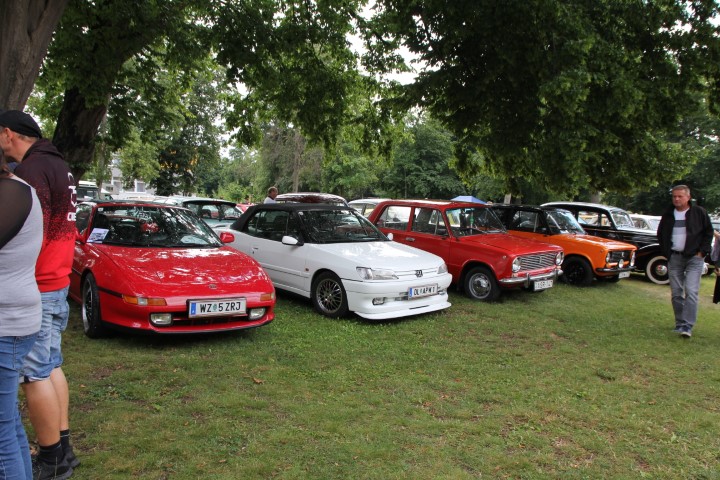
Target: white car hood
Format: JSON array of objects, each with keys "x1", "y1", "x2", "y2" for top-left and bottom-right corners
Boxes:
[{"x1": 307, "y1": 240, "x2": 444, "y2": 270}]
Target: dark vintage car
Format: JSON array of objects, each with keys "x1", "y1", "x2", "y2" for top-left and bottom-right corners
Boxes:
[
  {"x1": 367, "y1": 200, "x2": 564, "y2": 301},
  {"x1": 542, "y1": 202, "x2": 667, "y2": 284},
  {"x1": 491, "y1": 204, "x2": 637, "y2": 286}
]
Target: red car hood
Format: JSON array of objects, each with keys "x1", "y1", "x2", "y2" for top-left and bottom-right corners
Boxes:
[
  {"x1": 461, "y1": 233, "x2": 561, "y2": 254},
  {"x1": 96, "y1": 246, "x2": 270, "y2": 295}
]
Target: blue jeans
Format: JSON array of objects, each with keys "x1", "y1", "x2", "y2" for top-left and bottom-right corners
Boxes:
[
  {"x1": 0, "y1": 333, "x2": 37, "y2": 480},
  {"x1": 20, "y1": 286, "x2": 69, "y2": 382},
  {"x1": 668, "y1": 253, "x2": 705, "y2": 331}
]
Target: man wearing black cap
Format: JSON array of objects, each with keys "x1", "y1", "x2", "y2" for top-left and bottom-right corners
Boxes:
[{"x1": 0, "y1": 110, "x2": 78, "y2": 479}]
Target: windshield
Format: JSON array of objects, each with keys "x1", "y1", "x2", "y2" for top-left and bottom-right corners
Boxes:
[
  {"x1": 85, "y1": 205, "x2": 222, "y2": 247},
  {"x1": 612, "y1": 210, "x2": 635, "y2": 229},
  {"x1": 446, "y1": 207, "x2": 505, "y2": 236},
  {"x1": 183, "y1": 201, "x2": 242, "y2": 224},
  {"x1": 299, "y1": 209, "x2": 387, "y2": 243},
  {"x1": 546, "y1": 209, "x2": 585, "y2": 234}
]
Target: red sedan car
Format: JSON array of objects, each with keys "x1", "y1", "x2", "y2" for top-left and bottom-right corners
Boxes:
[
  {"x1": 69, "y1": 200, "x2": 276, "y2": 337},
  {"x1": 368, "y1": 200, "x2": 564, "y2": 301}
]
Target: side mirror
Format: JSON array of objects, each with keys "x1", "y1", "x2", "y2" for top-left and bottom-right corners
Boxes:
[
  {"x1": 386, "y1": 232, "x2": 394, "y2": 241},
  {"x1": 219, "y1": 231, "x2": 235, "y2": 243},
  {"x1": 281, "y1": 235, "x2": 303, "y2": 246}
]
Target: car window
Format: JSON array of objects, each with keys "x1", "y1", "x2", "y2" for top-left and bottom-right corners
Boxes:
[
  {"x1": 612, "y1": 210, "x2": 634, "y2": 229},
  {"x1": 75, "y1": 204, "x2": 93, "y2": 234},
  {"x1": 87, "y1": 206, "x2": 221, "y2": 247},
  {"x1": 577, "y1": 210, "x2": 611, "y2": 227},
  {"x1": 446, "y1": 207, "x2": 505, "y2": 236},
  {"x1": 510, "y1": 211, "x2": 539, "y2": 231},
  {"x1": 299, "y1": 209, "x2": 385, "y2": 243},
  {"x1": 412, "y1": 208, "x2": 448, "y2": 235},
  {"x1": 375, "y1": 206, "x2": 411, "y2": 231},
  {"x1": 546, "y1": 210, "x2": 584, "y2": 234},
  {"x1": 243, "y1": 210, "x2": 291, "y2": 241}
]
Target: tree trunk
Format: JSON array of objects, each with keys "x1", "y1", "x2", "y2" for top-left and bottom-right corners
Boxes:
[
  {"x1": 52, "y1": 87, "x2": 107, "y2": 181},
  {"x1": 0, "y1": 0, "x2": 69, "y2": 109}
]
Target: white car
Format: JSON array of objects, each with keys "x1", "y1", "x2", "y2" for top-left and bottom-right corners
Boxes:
[
  {"x1": 216, "y1": 203, "x2": 452, "y2": 320},
  {"x1": 629, "y1": 214, "x2": 661, "y2": 232},
  {"x1": 348, "y1": 198, "x2": 391, "y2": 217}
]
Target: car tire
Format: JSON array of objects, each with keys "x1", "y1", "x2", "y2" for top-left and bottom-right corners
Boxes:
[
  {"x1": 645, "y1": 255, "x2": 669, "y2": 285},
  {"x1": 562, "y1": 257, "x2": 593, "y2": 286},
  {"x1": 312, "y1": 272, "x2": 349, "y2": 318},
  {"x1": 82, "y1": 274, "x2": 107, "y2": 338},
  {"x1": 463, "y1": 266, "x2": 500, "y2": 301}
]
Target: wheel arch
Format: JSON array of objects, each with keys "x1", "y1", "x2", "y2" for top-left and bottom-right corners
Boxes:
[{"x1": 459, "y1": 261, "x2": 496, "y2": 290}]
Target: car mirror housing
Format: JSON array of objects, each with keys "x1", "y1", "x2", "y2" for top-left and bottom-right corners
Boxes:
[
  {"x1": 218, "y1": 231, "x2": 235, "y2": 243},
  {"x1": 386, "y1": 232, "x2": 394, "y2": 241},
  {"x1": 282, "y1": 235, "x2": 303, "y2": 246}
]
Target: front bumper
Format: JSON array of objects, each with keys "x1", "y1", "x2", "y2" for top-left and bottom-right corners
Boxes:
[
  {"x1": 498, "y1": 269, "x2": 562, "y2": 288},
  {"x1": 342, "y1": 273, "x2": 453, "y2": 320},
  {"x1": 596, "y1": 265, "x2": 635, "y2": 274}
]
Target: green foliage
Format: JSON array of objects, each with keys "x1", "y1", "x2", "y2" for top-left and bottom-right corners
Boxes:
[
  {"x1": 150, "y1": 63, "x2": 227, "y2": 196},
  {"x1": 380, "y1": 118, "x2": 466, "y2": 199},
  {"x1": 371, "y1": 0, "x2": 720, "y2": 196},
  {"x1": 117, "y1": 128, "x2": 160, "y2": 187}
]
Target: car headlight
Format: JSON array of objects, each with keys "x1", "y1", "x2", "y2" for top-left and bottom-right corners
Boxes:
[
  {"x1": 605, "y1": 252, "x2": 612, "y2": 264},
  {"x1": 556, "y1": 252, "x2": 564, "y2": 265},
  {"x1": 123, "y1": 295, "x2": 167, "y2": 306},
  {"x1": 630, "y1": 251, "x2": 636, "y2": 267},
  {"x1": 248, "y1": 308, "x2": 266, "y2": 320},
  {"x1": 438, "y1": 263, "x2": 448, "y2": 274},
  {"x1": 356, "y1": 267, "x2": 398, "y2": 280},
  {"x1": 512, "y1": 258, "x2": 521, "y2": 273}
]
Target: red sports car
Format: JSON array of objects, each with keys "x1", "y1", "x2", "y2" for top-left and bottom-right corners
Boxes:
[{"x1": 69, "y1": 200, "x2": 276, "y2": 337}]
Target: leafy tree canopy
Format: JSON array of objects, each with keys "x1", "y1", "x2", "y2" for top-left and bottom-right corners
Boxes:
[{"x1": 370, "y1": 0, "x2": 720, "y2": 196}]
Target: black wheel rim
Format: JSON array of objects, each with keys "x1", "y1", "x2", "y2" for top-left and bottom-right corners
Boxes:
[{"x1": 82, "y1": 281, "x2": 94, "y2": 331}]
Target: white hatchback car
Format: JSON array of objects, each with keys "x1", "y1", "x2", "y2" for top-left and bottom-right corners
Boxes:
[{"x1": 216, "y1": 203, "x2": 452, "y2": 320}]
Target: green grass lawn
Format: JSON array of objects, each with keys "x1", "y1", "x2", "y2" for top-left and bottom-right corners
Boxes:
[{"x1": 25, "y1": 275, "x2": 720, "y2": 479}]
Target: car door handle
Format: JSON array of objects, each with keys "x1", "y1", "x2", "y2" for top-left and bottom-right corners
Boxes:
[{"x1": 406, "y1": 237, "x2": 415, "y2": 242}]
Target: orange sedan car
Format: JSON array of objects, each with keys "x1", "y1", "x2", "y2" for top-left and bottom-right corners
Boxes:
[{"x1": 491, "y1": 204, "x2": 636, "y2": 286}]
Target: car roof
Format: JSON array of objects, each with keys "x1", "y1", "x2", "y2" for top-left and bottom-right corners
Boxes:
[
  {"x1": 490, "y1": 203, "x2": 569, "y2": 212},
  {"x1": 163, "y1": 196, "x2": 235, "y2": 205},
  {"x1": 375, "y1": 199, "x2": 491, "y2": 208},
  {"x1": 275, "y1": 192, "x2": 348, "y2": 203},
  {"x1": 80, "y1": 199, "x2": 180, "y2": 209},
  {"x1": 348, "y1": 198, "x2": 390, "y2": 205},
  {"x1": 542, "y1": 201, "x2": 627, "y2": 213}
]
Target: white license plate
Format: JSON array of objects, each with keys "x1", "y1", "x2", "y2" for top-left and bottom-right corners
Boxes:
[
  {"x1": 409, "y1": 284, "x2": 437, "y2": 298},
  {"x1": 619, "y1": 271, "x2": 630, "y2": 279},
  {"x1": 533, "y1": 279, "x2": 553, "y2": 291},
  {"x1": 188, "y1": 298, "x2": 246, "y2": 318}
]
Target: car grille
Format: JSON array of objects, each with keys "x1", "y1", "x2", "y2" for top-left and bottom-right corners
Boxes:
[
  {"x1": 395, "y1": 267, "x2": 439, "y2": 280},
  {"x1": 608, "y1": 250, "x2": 633, "y2": 262},
  {"x1": 518, "y1": 253, "x2": 557, "y2": 272}
]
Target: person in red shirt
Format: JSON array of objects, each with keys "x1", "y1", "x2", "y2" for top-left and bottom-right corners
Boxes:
[{"x1": 0, "y1": 110, "x2": 78, "y2": 479}]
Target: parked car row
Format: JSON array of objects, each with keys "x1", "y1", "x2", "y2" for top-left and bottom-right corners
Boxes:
[{"x1": 67, "y1": 194, "x2": 678, "y2": 339}]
